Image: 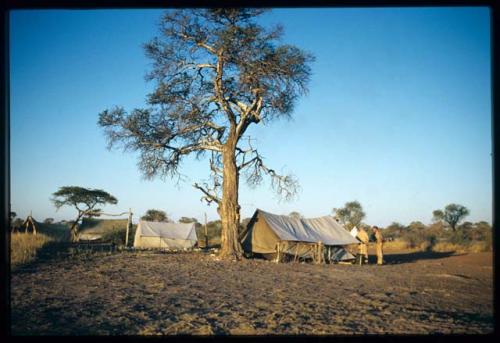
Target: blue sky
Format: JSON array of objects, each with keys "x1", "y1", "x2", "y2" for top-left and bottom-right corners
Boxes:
[{"x1": 10, "y1": 7, "x2": 492, "y2": 226}]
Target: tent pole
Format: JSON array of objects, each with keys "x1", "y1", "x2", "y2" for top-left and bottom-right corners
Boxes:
[
  {"x1": 204, "y1": 212, "x2": 208, "y2": 250},
  {"x1": 125, "y1": 208, "x2": 132, "y2": 247},
  {"x1": 24, "y1": 214, "x2": 29, "y2": 233}
]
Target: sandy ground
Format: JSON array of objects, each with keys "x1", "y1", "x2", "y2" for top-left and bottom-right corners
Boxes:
[{"x1": 10, "y1": 248, "x2": 493, "y2": 335}]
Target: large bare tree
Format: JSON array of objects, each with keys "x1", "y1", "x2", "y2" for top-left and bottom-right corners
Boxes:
[{"x1": 98, "y1": 9, "x2": 314, "y2": 259}]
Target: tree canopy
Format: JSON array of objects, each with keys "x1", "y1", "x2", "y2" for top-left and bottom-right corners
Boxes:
[
  {"x1": 141, "y1": 209, "x2": 170, "y2": 222},
  {"x1": 332, "y1": 201, "x2": 366, "y2": 230},
  {"x1": 51, "y1": 186, "x2": 118, "y2": 241},
  {"x1": 44, "y1": 218, "x2": 55, "y2": 225},
  {"x1": 433, "y1": 204, "x2": 470, "y2": 231},
  {"x1": 289, "y1": 211, "x2": 303, "y2": 219},
  {"x1": 179, "y1": 217, "x2": 199, "y2": 224}
]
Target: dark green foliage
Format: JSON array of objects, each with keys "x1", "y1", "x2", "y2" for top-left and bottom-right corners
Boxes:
[
  {"x1": 289, "y1": 211, "x2": 303, "y2": 219},
  {"x1": 44, "y1": 218, "x2": 55, "y2": 225},
  {"x1": 444, "y1": 221, "x2": 492, "y2": 245},
  {"x1": 179, "y1": 217, "x2": 199, "y2": 224},
  {"x1": 432, "y1": 204, "x2": 470, "y2": 231},
  {"x1": 407, "y1": 221, "x2": 426, "y2": 231},
  {"x1": 51, "y1": 186, "x2": 118, "y2": 241},
  {"x1": 141, "y1": 209, "x2": 170, "y2": 222},
  {"x1": 403, "y1": 230, "x2": 437, "y2": 250},
  {"x1": 12, "y1": 218, "x2": 24, "y2": 230},
  {"x1": 386, "y1": 219, "x2": 491, "y2": 251},
  {"x1": 51, "y1": 186, "x2": 118, "y2": 215},
  {"x1": 333, "y1": 201, "x2": 365, "y2": 230},
  {"x1": 383, "y1": 222, "x2": 406, "y2": 240}
]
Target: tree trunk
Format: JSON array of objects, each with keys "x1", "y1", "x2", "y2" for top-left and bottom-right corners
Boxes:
[
  {"x1": 219, "y1": 143, "x2": 243, "y2": 260},
  {"x1": 70, "y1": 214, "x2": 82, "y2": 242},
  {"x1": 70, "y1": 223, "x2": 79, "y2": 242}
]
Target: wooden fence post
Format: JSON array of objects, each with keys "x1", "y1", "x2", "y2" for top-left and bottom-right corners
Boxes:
[
  {"x1": 125, "y1": 208, "x2": 132, "y2": 247},
  {"x1": 276, "y1": 242, "x2": 281, "y2": 263},
  {"x1": 316, "y1": 242, "x2": 324, "y2": 264},
  {"x1": 204, "y1": 212, "x2": 208, "y2": 249}
]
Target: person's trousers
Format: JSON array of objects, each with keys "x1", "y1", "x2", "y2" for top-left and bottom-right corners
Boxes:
[
  {"x1": 358, "y1": 243, "x2": 368, "y2": 258},
  {"x1": 376, "y1": 243, "x2": 383, "y2": 265}
]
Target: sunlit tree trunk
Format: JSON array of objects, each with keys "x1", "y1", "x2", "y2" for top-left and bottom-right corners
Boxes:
[
  {"x1": 219, "y1": 138, "x2": 243, "y2": 259},
  {"x1": 69, "y1": 220, "x2": 79, "y2": 242}
]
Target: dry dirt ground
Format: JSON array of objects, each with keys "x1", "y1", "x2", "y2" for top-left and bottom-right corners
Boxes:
[{"x1": 10, "y1": 247, "x2": 493, "y2": 335}]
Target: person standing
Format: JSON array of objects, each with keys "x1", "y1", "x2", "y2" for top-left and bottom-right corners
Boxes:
[
  {"x1": 372, "y1": 226, "x2": 384, "y2": 265},
  {"x1": 356, "y1": 227, "x2": 369, "y2": 264}
]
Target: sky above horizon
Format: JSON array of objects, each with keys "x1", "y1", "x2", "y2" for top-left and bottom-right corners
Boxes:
[{"x1": 10, "y1": 7, "x2": 492, "y2": 226}]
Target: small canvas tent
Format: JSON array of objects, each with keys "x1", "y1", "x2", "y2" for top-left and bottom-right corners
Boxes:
[
  {"x1": 133, "y1": 220, "x2": 198, "y2": 249},
  {"x1": 241, "y1": 209, "x2": 359, "y2": 263}
]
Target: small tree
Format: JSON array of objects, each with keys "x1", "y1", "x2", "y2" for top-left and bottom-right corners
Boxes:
[
  {"x1": 179, "y1": 216, "x2": 199, "y2": 224},
  {"x1": 289, "y1": 211, "x2": 303, "y2": 219},
  {"x1": 384, "y1": 222, "x2": 406, "y2": 240},
  {"x1": 12, "y1": 218, "x2": 24, "y2": 231},
  {"x1": 333, "y1": 201, "x2": 365, "y2": 230},
  {"x1": 98, "y1": 9, "x2": 313, "y2": 259},
  {"x1": 458, "y1": 221, "x2": 474, "y2": 231},
  {"x1": 141, "y1": 209, "x2": 170, "y2": 222},
  {"x1": 51, "y1": 186, "x2": 118, "y2": 241},
  {"x1": 432, "y1": 204, "x2": 470, "y2": 232},
  {"x1": 407, "y1": 221, "x2": 426, "y2": 231},
  {"x1": 44, "y1": 218, "x2": 55, "y2": 225}
]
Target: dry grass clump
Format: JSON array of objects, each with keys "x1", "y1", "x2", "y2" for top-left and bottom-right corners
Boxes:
[
  {"x1": 10, "y1": 232, "x2": 53, "y2": 266},
  {"x1": 382, "y1": 240, "x2": 411, "y2": 251},
  {"x1": 384, "y1": 235, "x2": 491, "y2": 254},
  {"x1": 432, "y1": 241, "x2": 491, "y2": 253}
]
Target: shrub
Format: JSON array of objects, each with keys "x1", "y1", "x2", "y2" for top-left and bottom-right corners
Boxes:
[
  {"x1": 432, "y1": 241, "x2": 491, "y2": 253},
  {"x1": 382, "y1": 240, "x2": 408, "y2": 250},
  {"x1": 401, "y1": 229, "x2": 437, "y2": 251}
]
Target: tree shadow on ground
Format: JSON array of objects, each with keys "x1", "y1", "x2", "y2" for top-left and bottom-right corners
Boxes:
[
  {"x1": 381, "y1": 250, "x2": 464, "y2": 265},
  {"x1": 12, "y1": 241, "x2": 72, "y2": 274},
  {"x1": 12, "y1": 240, "x2": 117, "y2": 274}
]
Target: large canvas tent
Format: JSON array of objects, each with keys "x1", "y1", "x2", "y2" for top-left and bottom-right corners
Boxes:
[
  {"x1": 241, "y1": 209, "x2": 359, "y2": 263},
  {"x1": 133, "y1": 220, "x2": 198, "y2": 249}
]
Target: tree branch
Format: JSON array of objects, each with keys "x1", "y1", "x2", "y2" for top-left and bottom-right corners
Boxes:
[
  {"x1": 237, "y1": 140, "x2": 299, "y2": 201},
  {"x1": 235, "y1": 93, "x2": 264, "y2": 138},
  {"x1": 193, "y1": 182, "x2": 221, "y2": 205}
]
